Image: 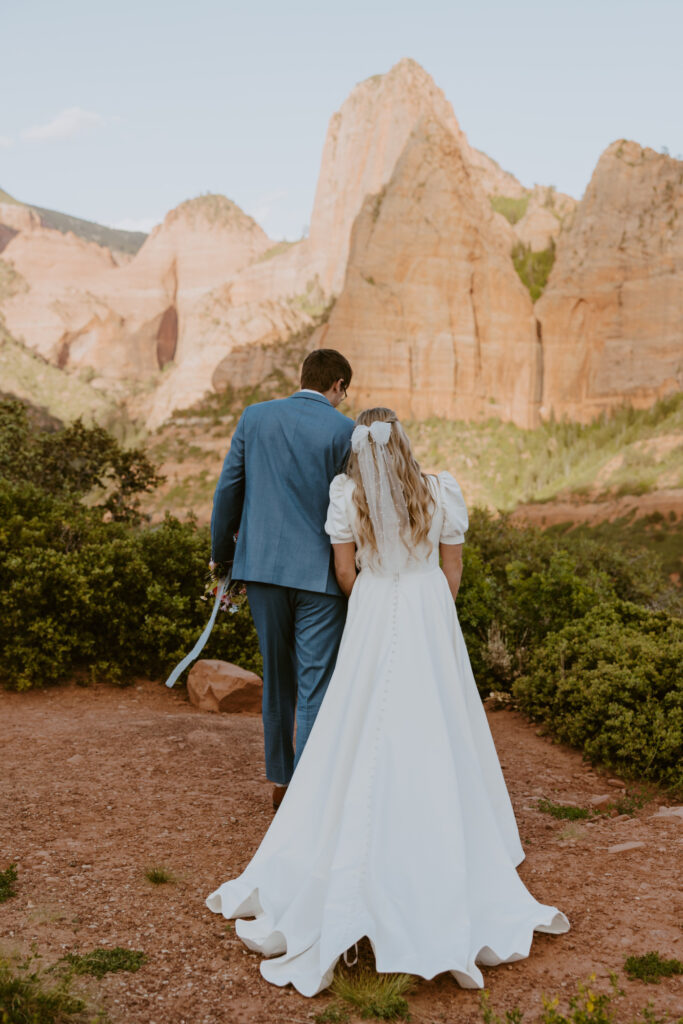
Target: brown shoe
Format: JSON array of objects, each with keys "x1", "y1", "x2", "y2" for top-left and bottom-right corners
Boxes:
[{"x1": 272, "y1": 784, "x2": 288, "y2": 810}]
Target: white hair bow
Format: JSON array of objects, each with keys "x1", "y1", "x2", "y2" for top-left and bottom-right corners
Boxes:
[{"x1": 351, "y1": 420, "x2": 392, "y2": 452}]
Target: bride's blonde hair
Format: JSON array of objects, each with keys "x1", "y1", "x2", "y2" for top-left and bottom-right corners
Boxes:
[{"x1": 346, "y1": 407, "x2": 436, "y2": 556}]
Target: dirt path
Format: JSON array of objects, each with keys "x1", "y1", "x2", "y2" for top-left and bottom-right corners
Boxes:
[{"x1": 2, "y1": 681, "x2": 681, "y2": 1024}]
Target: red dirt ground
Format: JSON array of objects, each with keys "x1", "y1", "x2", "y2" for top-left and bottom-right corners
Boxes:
[{"x1": 2, "y1": 680, "x2": 682, "y2": 1024}]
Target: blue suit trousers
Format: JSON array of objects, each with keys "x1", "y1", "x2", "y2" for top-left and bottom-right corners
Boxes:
[{"x1": 246, "y1": 582, "x2": 347, "y2": 785}]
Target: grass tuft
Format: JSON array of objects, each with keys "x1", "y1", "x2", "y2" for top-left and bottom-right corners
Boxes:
[
  {"x1": 0, "y1": 954, "x2": 86, "y2": 1023},
  {"x1": 60, "y1": 947, "x2": 147, "y2": 979},
  {"x1": 537, "y1": 799, "x2": 592, "y2": 821},
  {"x1": 624, "y1": 951, "x2": 683, "y2": 984},
  {"x1": 0, "y1": 863, "x2": 18, "y2": 903},
  {"x1": 144, "y1": 866, "x2": 174, "y2": 885},
  {"x1": 331, "y1": 965, "x2": 414, "y2": 1020}
]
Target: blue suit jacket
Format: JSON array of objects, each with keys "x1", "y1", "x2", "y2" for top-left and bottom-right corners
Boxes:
[{"x1": 210, "y1": 391, "x2": 354, "y2": 596}]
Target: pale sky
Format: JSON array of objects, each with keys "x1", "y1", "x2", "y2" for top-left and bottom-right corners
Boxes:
[{"x1": 1, "y1": 0, "x2": 681, "y2": 241}]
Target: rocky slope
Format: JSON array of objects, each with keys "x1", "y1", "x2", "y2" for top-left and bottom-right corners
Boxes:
[{"x1": 535, "y1": 140, "x2": 683, "y2": 420}]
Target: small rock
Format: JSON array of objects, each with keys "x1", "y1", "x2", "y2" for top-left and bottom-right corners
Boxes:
[
  {"x1": 607, "y1": 778, "x2": 625, "y2": 788},
  {"x1": 607, "y1": 841, "x2": 645, "y2": 854},
  {"x1": 187, "y1": 660, "x2": 262, "y2": 714},
  {"x1": 589, "y1": 794, "x2": 613, "y2": 809},
  {"x1": 651, "y1": 805, "x2": 683, "y2": 822},
  {"x1": 66, "y1": 754, "x2": 83, "y2": 764}
]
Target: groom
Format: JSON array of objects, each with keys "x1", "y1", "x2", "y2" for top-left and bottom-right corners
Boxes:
[{"x1": 210, "y1": 349, "x2": 354, "y2": 808}]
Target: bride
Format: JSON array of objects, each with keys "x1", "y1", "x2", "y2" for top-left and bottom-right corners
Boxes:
[{"x1": 206, "y1": 407, "x2": 570, "y2": 996}]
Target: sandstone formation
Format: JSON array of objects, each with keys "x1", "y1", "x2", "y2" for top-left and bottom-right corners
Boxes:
[
  {"x1": 536, "y1": 141, "x2": 683, "y2": 420},
  {"x1": 187, "y1": 659, "x2": 263, "y2": 714},
  {"x1": 512, "y1": 185, "x2": 577, "y2": 251},
  {"x1": 318, "y1": 116, "x2": 541, "y2": 427},
  {"x1": 307, "y1": 58, "x2": 526, "y2": 296},
  {"x1": 0, "y1": 203, "x2": 119, "y2": 369},
  {"x1": 1, "y1": 63, "x2": 680, "y2": 433}
]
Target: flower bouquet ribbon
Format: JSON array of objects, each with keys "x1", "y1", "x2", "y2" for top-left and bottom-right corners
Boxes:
[{"x1": 164, "y1": 567, "x2": 232, "y2": 689}]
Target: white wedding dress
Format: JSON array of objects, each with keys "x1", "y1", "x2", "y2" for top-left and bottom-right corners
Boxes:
[{"x1": 206, "y1": 470, "x2": 570, "y2": 996}]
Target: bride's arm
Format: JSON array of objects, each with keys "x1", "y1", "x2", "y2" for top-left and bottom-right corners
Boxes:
[
  {"x1": 440, "y1": 542, "x2": 463, "y2": 602},
  {"x1": 332, "y1": 542, "x2": 357, "y2": 597}
]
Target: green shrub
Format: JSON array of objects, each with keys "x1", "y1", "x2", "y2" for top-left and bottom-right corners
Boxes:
[
  {"x1": 624, "y1": 951, "x2": 683, "y2": 984},
  {"x1": 0, "y1": 479, "x2": 261, "y2": 691},
  {"x1": 458, "y1": 507, "x2": 679, "y2": 698},
  {"x1": 60, "y1": 947, "x2": 147, "y2": 979},
  {"x1": 490, "y1": 194, "x2": 529, "y2": 225},
  {"x1": 0, "y1": 400, "x2": 261, "y2": 691},
  {"x1": 511, "y1": 238, "x2": 556, "y2": 300},
  {"x1": 0, "y1": 863, "x2": 17, "y2": 903},
  {"x1": 0, "y1": 398, "x2": 162, "y2": 524},
  {"x1": 512, "y1": 601, "x2": 683, "y2": 793},
  {"x1": 0, "y1": 954, "x2": 86, "y2": 1023}
]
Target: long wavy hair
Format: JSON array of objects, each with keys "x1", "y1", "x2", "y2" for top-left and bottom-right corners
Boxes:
[{"x1": 345, "y1": 407, "x2": 436, "y2": 556}]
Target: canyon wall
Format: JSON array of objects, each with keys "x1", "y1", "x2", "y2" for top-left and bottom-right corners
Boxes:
[
  {"x1": 0, "y1": 60, "x2": 680, "y2": 432},
  {"x1": 317, "y1": 117, "x2": 540, "y2": 427},
  {"x1": 536, "y1": 140, "x2": 683, "y2": 420}
]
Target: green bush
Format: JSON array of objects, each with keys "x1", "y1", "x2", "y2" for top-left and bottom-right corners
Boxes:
[
  {"x1": 0, "y1": 399, "x2": 261, "y2": 691},
  {"x1": 0, "y1": 479, "x2": 261, "y2": 689},
  {"x1": 60, "y1": 947, "x2": 147, "y2": 979},
  {"x1": 0, "y1": 954, "x2": 87, "y2": 1023},
  {"x1": 457, "y1": 508, "x2": 677, "y2": 697},
  {"x1": 489, "y1": 194, "x2": 529, "y2": 225},
  {"x1": 512, "y1": 601, "x2": 683, "y2": 793},
  {"x1": 0, "y1": 398, "x2": 162, "y2": 524},
  {"x1": 624, "y1": 951, "x2": 683, "y2": 984},
  {"x1": 511, "y1": 238, "x2": 556, "y2": 301}
]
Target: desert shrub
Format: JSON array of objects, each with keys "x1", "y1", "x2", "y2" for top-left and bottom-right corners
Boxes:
[
  {"x1": 0, "y1": 476, "x2": 261, "y2": 691},
  {"x1": 0, "y1": 863, "x2": 17, "y2": 903},
  {"x1": 511, "y1": 238, "x2": 556, "y2": 300},
  {"x1": 458, "y1": 508, "x2": 679, "y2": 697},
  {"x1": 624, "y1": 951, "x2": 683, "y2": 984},
  {"x1": 60, "y1": 947, "x2": 147, "y2": 978},
  {"x1": 512, "y1": 601, "x2": 683, "y2": 793},
  {"x1": 0, "y1": 401, "x2": 259, "y2": 691},
  {"x1": 0, "y1": 953, "x2": 86, "y2": 1023},
  {"x1": 489, "y1": 194, "x2": 529, "y2": 225},
  {"x1": 0, "y1": 397, "x2": 162, "y2": 523}
]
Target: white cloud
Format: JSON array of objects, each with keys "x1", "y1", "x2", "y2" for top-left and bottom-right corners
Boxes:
[
  {"x1": 23, "y1": 107, "x2": 105, "y2": 142},
  {"x1": 0, "y1": 135, "x2": 13, "y2": 148},
  {"x1": 250, "y1": 189, "x2": 288, "y2": 226}
]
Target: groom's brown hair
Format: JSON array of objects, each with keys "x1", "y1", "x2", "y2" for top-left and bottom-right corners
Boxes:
[{"x1": 301, "y1": 349, "x2": 352, "y2": 393}]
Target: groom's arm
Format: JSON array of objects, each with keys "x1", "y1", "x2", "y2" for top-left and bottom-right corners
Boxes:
[{"x1": 210, "y1": 411, "x2": 247, "y2": 563}]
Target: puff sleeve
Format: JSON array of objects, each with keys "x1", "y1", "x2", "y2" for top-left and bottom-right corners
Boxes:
[
  {"x1": 324, "y1": 474, "x2": 354, "y2": 544},
  {"x1": 438, "y1": 471, "x2": 468, "y2": 544}
]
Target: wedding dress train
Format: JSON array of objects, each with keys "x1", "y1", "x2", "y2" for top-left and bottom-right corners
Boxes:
[{"x1": 206, "y1": 471, "x2": 570, "y2": 996}]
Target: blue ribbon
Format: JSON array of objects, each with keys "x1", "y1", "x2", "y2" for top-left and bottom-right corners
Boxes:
[{"x1": 164, "y1": 572, "x2": 231, "y2": 688}]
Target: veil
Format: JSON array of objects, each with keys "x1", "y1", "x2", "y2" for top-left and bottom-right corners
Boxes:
[{"x1": 350, "y1": 421, "x2": 410, "y2": 572}]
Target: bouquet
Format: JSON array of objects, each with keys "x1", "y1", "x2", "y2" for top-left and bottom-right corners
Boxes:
[{"x1": 204, "y1": 559, "x2": 247, "y2": 615}]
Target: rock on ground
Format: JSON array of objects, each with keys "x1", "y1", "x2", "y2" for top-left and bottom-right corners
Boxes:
[{"x1": 187, "y1": 659, "x2": 262, "y2": 714}]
